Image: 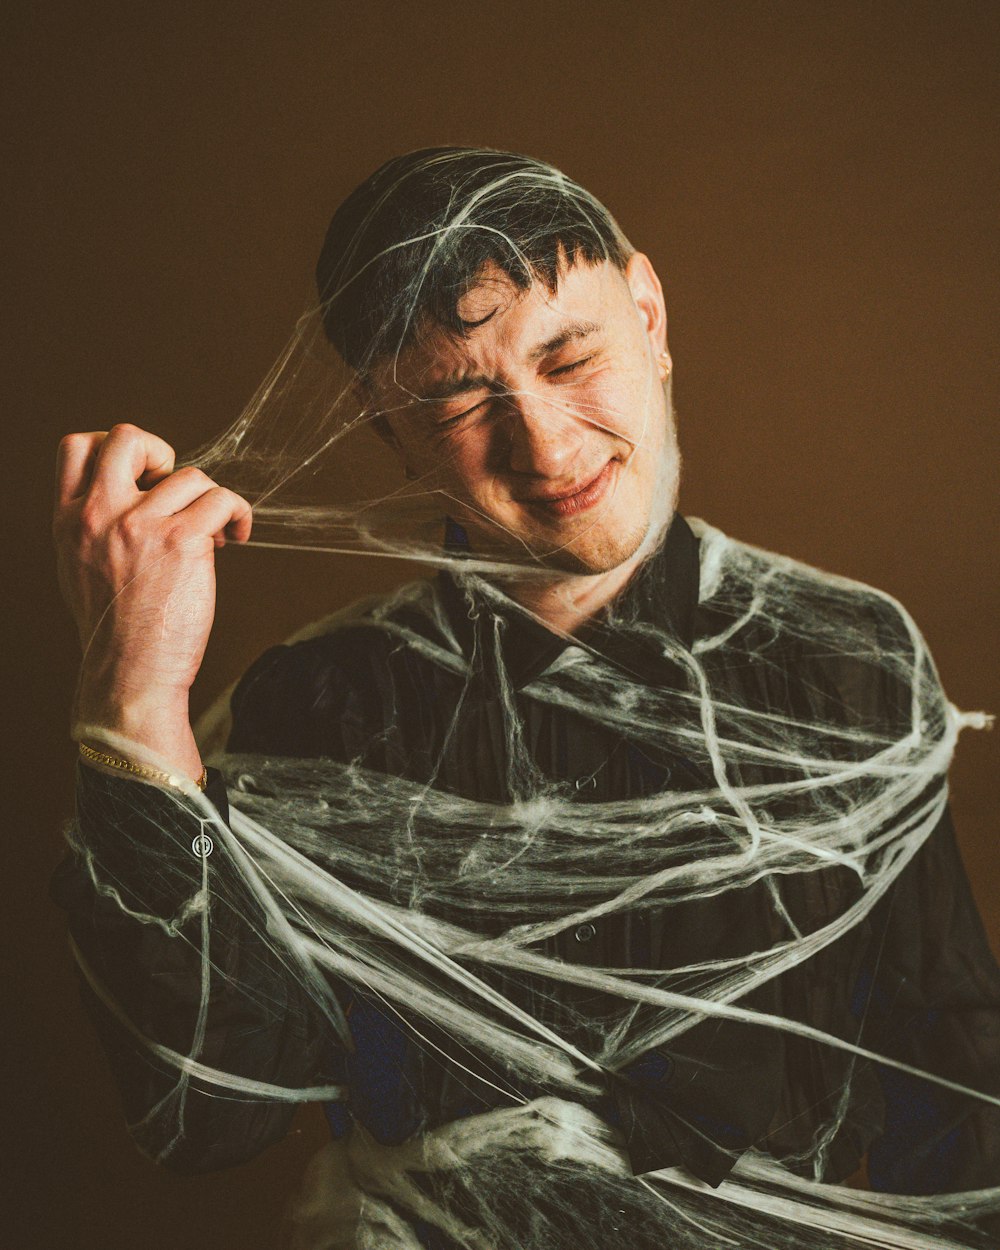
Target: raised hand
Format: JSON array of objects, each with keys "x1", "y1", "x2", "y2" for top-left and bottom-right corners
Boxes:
[{"x1": 53, "y1": 423, "x2": 251, "y2": 781}]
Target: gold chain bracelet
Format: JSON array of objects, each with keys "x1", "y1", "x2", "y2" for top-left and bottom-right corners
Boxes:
[{"x1": 78, "y1": 741, "x2": 208, "y2": 792}]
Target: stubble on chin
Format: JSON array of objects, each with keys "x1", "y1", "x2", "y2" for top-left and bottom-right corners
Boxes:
[
  {"x1": 460, "y1": 474, "x2": 678, "y2": 576},
  {"x1": 533, "y1": 517, "x2": 652, "y2": 575}
]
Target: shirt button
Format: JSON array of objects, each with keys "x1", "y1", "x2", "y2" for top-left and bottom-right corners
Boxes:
[
  {"x1": 574, "y1": 922, "x2": 597, "y2": 943},
  {"x1": 191, "y1": 833, "x2": 214, "y2": 858}
]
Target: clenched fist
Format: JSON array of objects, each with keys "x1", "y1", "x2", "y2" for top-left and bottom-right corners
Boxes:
[{"x1": 53, "y1": 423, "x2": 251, "y2": 782}]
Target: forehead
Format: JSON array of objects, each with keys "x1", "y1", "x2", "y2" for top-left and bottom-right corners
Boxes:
[{"x1": 370, "y1": 258, "x2": 627, "y2": 396}]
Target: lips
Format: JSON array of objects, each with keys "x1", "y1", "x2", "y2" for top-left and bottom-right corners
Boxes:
[{"x1": 517, "y1": 459, "x2": 617, "y2": 517}]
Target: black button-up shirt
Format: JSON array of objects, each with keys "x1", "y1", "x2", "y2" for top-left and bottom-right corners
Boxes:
[{"x1": 50, "y1": 513, "x2": 1000, "y2": 1204}]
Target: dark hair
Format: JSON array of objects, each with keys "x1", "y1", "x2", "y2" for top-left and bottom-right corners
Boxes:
[{"x1": 315, "y1": 146, "x2": 633, "y2": 372}]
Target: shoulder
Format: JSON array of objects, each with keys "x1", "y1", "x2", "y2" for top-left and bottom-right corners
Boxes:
[
  {"x1": 692, "y1": 520, "x2": 946, "y2": 730},
  {"x1": 225, "y1": 578, "x2": 445, "y2": 757}
]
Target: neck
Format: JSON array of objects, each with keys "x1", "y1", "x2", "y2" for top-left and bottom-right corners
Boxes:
[{"x1": 501, "y1": 558, "x2": 643, "y2": 637}]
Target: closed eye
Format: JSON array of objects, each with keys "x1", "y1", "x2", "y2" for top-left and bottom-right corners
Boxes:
[
  {"x1": 549, "y1": 355, "x2": 593, "y2": 377},
  {"x1": 438, "y1": 397, "x2": 491, "y2": 428},
  {"x1": 437, "y1": 357, "x2": 593, "y2": 428}
]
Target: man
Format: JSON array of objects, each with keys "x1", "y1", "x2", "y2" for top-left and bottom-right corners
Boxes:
[{"x1": 51, "y1": 148, "x2": 1000, "y2": 1247}]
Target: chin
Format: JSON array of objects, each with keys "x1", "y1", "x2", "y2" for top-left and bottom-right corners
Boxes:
[
  {"x1": 459, "y1": 481, "x2": 674, "y2": 575},
  {"x1": 535, "y1": 517, "x2": 654, "y2": 576}
]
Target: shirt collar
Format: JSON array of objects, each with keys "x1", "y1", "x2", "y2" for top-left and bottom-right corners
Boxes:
[{"x1": 435, "y1": 512, "x2": 701, "y2": 692}]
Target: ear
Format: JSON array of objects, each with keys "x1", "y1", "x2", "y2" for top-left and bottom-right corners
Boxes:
[{"x1": 625, "y1": 252, "x2": 669, "y2": 368}]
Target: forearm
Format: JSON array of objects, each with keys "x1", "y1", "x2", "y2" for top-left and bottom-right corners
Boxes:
[{"x1": 51, "y1": 762, "x2": 329, "y2": 1174}]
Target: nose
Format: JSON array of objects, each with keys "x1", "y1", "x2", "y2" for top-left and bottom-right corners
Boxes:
[{"x1": 503, "y1": 388, "x2": 585, "y2": 478}]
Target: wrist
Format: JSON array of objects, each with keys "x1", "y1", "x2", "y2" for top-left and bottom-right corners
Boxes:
[
  {"x1": 74, "y1": 685, "x2": 202, "y2": 784},
  {"x1": 76, "y1": 676, "x2": 191, "y2": 729},
  {"x1": 78, "y1": 741, "x2": 208, "y2": 792}
]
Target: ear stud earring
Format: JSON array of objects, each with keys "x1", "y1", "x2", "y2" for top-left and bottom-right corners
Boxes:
[{"x1": 657, "y1": 351, "x2": 672, "y2": 380}]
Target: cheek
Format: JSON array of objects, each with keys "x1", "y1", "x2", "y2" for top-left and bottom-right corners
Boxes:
[
  {"x1": 571, "y1": 363, "x2": 652, "y2": 440},
  {"x1": 427, "y1": 422, "x2": 498, "y2": 497}
]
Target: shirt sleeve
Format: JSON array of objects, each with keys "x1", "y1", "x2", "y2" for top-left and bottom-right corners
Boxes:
[
  {"x1": 862, "y1": 800, "x2": 1000, "y2": 1195},
  {"x1": 48, "y1": 641, "x2": 353, "y2": 1175}
]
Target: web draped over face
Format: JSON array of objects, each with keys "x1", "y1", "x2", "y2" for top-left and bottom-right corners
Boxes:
[{"x1": 68, "y1": 151, "x2": 998, "y2": 1249}]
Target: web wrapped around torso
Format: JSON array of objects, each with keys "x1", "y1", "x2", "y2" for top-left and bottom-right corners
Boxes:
[{"x1": 68, "y1": 518, "x2": 1000, "y2": 1249}]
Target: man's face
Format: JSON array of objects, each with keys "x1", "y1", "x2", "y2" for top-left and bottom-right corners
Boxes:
[{"x1": 365, "y1": 252, "x2": 680, "y2": 575}]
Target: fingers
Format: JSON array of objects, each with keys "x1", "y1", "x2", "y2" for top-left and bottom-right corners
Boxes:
[
  {"x1": 56, "y1": 432, "x2": 105, "y2": 506},
  {"x1": 134, "y1": 465, "x2": 221, "y2": 517},
  {"x1": 133, "y1": 467, "x2": 252, "y2": 542},
  {"x1": 87, "y1": 424, "x2": 176, "y2": 507},
  {"x1": 173, "y1": 484, "x2": 253, "y2": 545},
  {"x1": 55, "y1": 426, "x2": 251, "y2": 545}
]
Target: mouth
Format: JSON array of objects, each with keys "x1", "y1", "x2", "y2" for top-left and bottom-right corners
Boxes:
[{"x1": 517, "y1": 459, "x2": 618, "y2": 518}]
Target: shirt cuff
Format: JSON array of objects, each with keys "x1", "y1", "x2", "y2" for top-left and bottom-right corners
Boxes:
[{"x1": 68, "y1": 759, "x2": 231, "y2": 913}]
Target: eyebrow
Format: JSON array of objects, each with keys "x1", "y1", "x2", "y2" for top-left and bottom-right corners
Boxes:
[
  {"x1": 418, "y1": 320, "x2": 604, "y2": 401},
  {"x1": 527, "y1": 319, "x2": 603, "y2": 362}
]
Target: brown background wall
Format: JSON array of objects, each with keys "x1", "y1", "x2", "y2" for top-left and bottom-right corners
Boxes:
[{"x1": 4, "y1": 3, "x2": 998, "y2": 1246}]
